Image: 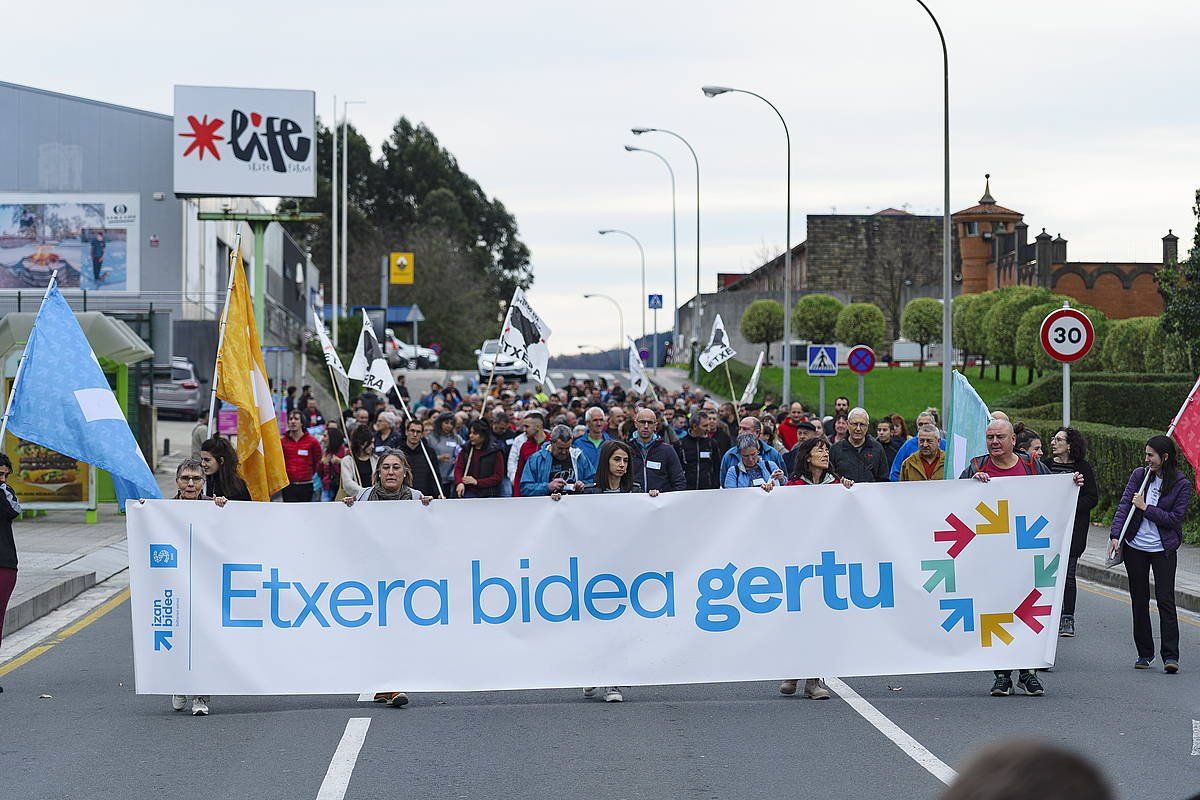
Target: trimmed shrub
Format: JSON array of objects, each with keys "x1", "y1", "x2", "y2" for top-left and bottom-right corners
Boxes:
[
  {"x1": 997, "y1": 372, "x2": 1195, "y2": 410},
  {"x1": 792, "y1": 294, "x2": 843, "y2": 344},
  {"x1": 1101, "y1": 316, "x2": 1158, "y2": 372},
  {"x1": 834, "y1": 303, "x2": 887, "y2": 352},
  {"x1": 983, "y1": 286, "x2": 1053, "y2": 380},
  {"x1": 740, "y1": 299, "x2": 784, "y2": 363}
]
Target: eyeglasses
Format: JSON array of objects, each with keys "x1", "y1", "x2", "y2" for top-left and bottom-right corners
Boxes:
[
  {"x1": 178, "y1": 475, "x2": 204, "y2": 483},
  {"x1": 1051, "y1": 435, "x2": 1068, "y2": 443}
]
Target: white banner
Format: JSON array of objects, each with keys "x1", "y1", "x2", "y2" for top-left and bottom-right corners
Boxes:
[
  {"x1": 699, "y1": 314, "x2": 736, "y2": 372},
  {"x1": 174, "y1": 85, "x2": 316, "y2": 198},
  {"x1": 127, "y1": 475, "x2": 1077, "y2": 695}
]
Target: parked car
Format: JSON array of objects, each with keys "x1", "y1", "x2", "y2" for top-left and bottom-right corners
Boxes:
[
  {"x1": 384, "y1": 329, "x2": 439, "y2": 369},
  {"x1": 476, "y1": 338, "x2": 527, "y2": 383},
  {"x1": 139, "y1": 357, "x2": 208, "y2": 420}
]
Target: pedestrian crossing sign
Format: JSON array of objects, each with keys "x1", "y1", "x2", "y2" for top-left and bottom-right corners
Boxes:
[{"x1": 807, "y1": 344, "x2": 838, "y2": 377}]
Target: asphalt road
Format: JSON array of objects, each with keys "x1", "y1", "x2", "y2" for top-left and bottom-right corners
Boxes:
[{"x1": 2, "y1": 578, "x2": 1199, "y2": 799}]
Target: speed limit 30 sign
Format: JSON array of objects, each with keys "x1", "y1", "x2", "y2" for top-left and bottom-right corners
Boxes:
[{"x1": 1040, "y1": 306, "x2": 1095, "y2": 363}]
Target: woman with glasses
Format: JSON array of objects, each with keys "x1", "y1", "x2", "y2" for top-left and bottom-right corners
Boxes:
[
  {"x1": 0, "y1": 454, "x2": 21, "y2": 695},
  {"x1": 343, "y1": 449, "x2": 433, "y2": 708},
  {"x1": 1043, "y1": 428, "x2": 1097, "y2": 637},
  {"x1": 722, "y1": 433, "x2": 785, "y2": 491}
]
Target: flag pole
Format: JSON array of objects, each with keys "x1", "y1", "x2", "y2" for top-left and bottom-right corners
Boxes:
[
  {"x1": 0, "y1": 272, "x2": 59, "y2": 444},
  {"x1": 724, "y1": 361, "x2": 740, "y2": 421},
  {"x1": 463, "y1": 305, "x2": 513, "y2": 487},
  {"x1": 206, "y1": 232, "x2": 242, "y2": 439}
]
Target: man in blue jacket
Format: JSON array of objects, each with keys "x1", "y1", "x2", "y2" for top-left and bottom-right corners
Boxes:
[
  {"x1": 629, "y1": 407, "x2": 686, "y2": 493},
  {"x1": 718, "y1": 416, "x2": 785, "y2": 486},
  {"x1": 520, "y1": 425, "x2": 597, "y2": 497},
  {"x1": 573, "y1": 406, "x2": 611, "y2": 475}
]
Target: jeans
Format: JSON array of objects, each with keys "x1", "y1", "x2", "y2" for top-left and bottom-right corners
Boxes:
[{"x1": 1123, "y1": 544, "x2": 1179, "y2": 661}]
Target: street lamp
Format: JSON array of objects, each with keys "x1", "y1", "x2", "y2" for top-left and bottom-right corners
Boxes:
[
  {"x1": 702, "y1": 84, "x2": 795, "y2": 406},
  {"x1": 341, "y1": 99, "x2": 366, "y2": 318},
  {"x1": 583, "y1": 293, "x2": 625, "y2": 371},
  {"x1": 632, "y1": 127, "x2": 701, "y2": 381},
  {"x1": 330, "y1": 94, "x2": 339, "y2": 344},
  {"x1": 913, "y1": 0, "x2": 953, "y2": 425},
  {"x1": 597, "y1": 228, "x2": 646, "y2": 349},
  {"x1": 624, "y1": 145, "x2": 678, "y2": 356}
]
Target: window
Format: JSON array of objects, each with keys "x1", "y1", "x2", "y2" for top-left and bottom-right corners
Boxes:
[{"x1": 965, "y1": 221, "x2": 979, "y2": 236}]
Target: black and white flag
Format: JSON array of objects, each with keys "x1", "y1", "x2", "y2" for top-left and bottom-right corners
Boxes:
[
  {"x1": 498, "y1": 288, "x2": 552, "y2": 384},
  {"x1": 628, "y1": 337, "x2": 651, "y2": 395},
  {"x1": 347, "y1": 311, "x2": 396, "y2": 396},
  {"x1": 312, "y1": 313, "x2": 350, "y2": 398},
  {"x1": 699, "y1": 314, "x2": 736, "y2": 372}
]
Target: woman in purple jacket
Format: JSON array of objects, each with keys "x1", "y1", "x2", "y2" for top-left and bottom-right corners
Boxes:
[{"x1": 1109, "y1": 435, "x2": 1193, "y2": 673}]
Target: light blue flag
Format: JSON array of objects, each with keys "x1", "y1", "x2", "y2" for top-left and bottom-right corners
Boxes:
[
  {"x1": 5, "y1": 280, "x2": 160, "y2": 508},
  {"x1": 944, "y1": 370, "x2": 991, "y2": 480}
]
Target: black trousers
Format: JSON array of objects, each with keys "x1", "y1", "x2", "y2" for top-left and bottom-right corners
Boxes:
[
  {"x1": 1062, "y1": 556, "x2": 1079, "y2": 616},
  {"x1": 281, "y1": 482, "x2": 314, "y2": 503},
  {"x1": 1123, "y1": 545, "x2": 1179, "y2": 661}
]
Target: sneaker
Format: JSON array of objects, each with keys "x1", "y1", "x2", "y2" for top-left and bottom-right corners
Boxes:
[
  {"x1": 803, "y1": 678, "x2": 831, "y2": 700},
  {"x1": 372, "y1": 692, "x2": 390, "y2": 703},
  {"x1": 1165, "y1": 660, "x2": 1180, "y2": 674},
  {"x1": 778, "y1": 679, "x2": 798, "y2": 695},
  {"x1": 191, "y1": 696, "x2": 209, "y2": 716},
  {"x1": 583, "y1": 687, "x2": 597, "y2": 698},
  {"x1": 388, "y1": 692, "x2": 410, "y2": 708},
  {"x1": 171, "y1": 695, "x2": 188, "y2": 712},
  {"x1": 1017, "y1": 672, "x2": 1044, "y2": 696},
  {"x1": 1135, "y1": 657, "x2": 1153, "y2": 670},
  {"x1": 1058, "y1": 616, "x2": 1075, "y2": 637},
  {"x1": 603, "y1": 687, "x2": 623, "y2": 703},
  {"x1": 989, "y1": 674, "x2": 1013, "y2": 696}
]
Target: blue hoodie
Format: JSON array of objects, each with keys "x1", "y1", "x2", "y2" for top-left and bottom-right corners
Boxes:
[{"x1": 520, "y1": 443, "x2": 598, "y2": 497}]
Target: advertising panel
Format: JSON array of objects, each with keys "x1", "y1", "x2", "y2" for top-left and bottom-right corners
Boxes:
[
  {"x1": 0, "y1": 194, "x2": 140, "y2": 293},
  {"x1": 173, "y1": 85, "x2": 317, "y2": 198},
  {"x1": 4, "y1": 376, "x2": 93, "y2": 508}
]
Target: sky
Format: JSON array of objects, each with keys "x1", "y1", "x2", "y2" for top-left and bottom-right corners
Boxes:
[{"x1": 8, "y1": 0, "x2": 1200, "y2": 354}]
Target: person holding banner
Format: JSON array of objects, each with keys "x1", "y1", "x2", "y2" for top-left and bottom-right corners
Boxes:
[
  {"x1": 723, "y1": 433, "x2": 786, "y2": 491},
  {"x1": 199, "y1": 438, "x2": 251, "y2": 503},
  {"x1": 1109, "y1": 435, "x2": 1192, "y2": 673},
  {"x1": 1043, "y1": 427, "x2": 1097, "y2": 638},
  {"x1": 0, "y1": 454, "x2": 21, "y2": 693},
  {"x1": 718, "y1": 416, "x2": 785, "y2": 486},
  {"x1": 964, "y1": 418, "x2": 1083, "y2": 697},
  {"x1": 830, "y1": 409, "x2": 888, "y2": 484},
  {"x1": 786, "y1": 438, "x2": 854, "y2": 490},
  {"x1": 520, "y1": 425, "x2": 595, "y2": 497},
  {"x1": 578, "y1": 440, "x2": 659, "y2": 497}
]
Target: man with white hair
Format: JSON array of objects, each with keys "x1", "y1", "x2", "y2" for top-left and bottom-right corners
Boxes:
[
  {"x1": 372, "y1": 410, "x2": 404, "y2": 455},
  {"x1": 829, "y1": 407, "x2": 888, "y2": 483},
  {"x1": 574, "y1": 406, "x2": 611, "y2": 475}
]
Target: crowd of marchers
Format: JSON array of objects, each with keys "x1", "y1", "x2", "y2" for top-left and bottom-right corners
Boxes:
[{"x1": 124, "y1": 373, "x2": 1189, "y2": 714}]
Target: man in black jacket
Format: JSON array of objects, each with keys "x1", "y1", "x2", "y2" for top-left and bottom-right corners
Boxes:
[
  {"x1": 629, "y1": 407, "x2": 686, "y2": 493},
  {"x1": 829, "y1": 407, "x2": 888, "y2": 483},
  {"x1": 679, "y1": 413, "x2": 719, "y2": 490}
]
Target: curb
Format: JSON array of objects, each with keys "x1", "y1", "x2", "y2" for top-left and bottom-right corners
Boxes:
[
  {"x1": 1076, "y1": 555, "x2": 1200, "y2": 615},
  {"x1": 3, "y1": 570, "x2": 96, "y2": 635}
]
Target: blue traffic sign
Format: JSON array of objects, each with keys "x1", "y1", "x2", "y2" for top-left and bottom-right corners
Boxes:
[
  {"x1": 807, "y1": 344, "x2": 838, "y2": 377},
  {"x1": 847, "y1": 345, "x2": 876, "y2": 375},
  {"x1": 648, "y1": 294, "x2": 663, "y2": 310}
]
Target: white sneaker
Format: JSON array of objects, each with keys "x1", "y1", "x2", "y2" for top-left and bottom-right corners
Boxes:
[
  {"x1": 191, "y1": 696, "x2": 210, "y2": 716},
  {"x1": 171, "y1": 695, "x2": 187, "y2": 712},
  {"x1": 603, "y1": 687, "x2": 623, "y2": 703},
  {"x1": 582, "y1": 687, "x2": 597, "y2": 698}
]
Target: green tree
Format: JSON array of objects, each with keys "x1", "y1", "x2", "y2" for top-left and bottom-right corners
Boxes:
[
  {"x1": 962, "y1": 289, "x2": 1003, "y2": 379},
  {"x1": 835, "y1": 303, "x2": 887, "y2": 352},
  {"x1": 983, "y1": 286, "x2": 1052, "y2": 384},
  {"x1": 1156, "y1": 189, "x2": 1200, "y2": 375},
  {"x1": 899, "y1": 297, "x2": 943, "y2": 371},
  {"x1": 1102, "y1": 317, "x2": 1158, "y2": 372},
  {"x1": 952, "y1": 293, "x2": 977, "y2": 370},
  {"x1": 741, "y1": 300, "x2": 785, "y2": 364},
  {"x1": 791, "y1": 294, "x2": 843, "y2": 343}
]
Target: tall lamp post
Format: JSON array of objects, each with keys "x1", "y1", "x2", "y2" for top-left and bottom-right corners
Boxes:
[
  {"x1": 583, "y1": 293, "x2": 625, "y2": 372},
  {"x1": 341, "y1": 99, "x2": 366, "y2": 318},
  {"x1": 597, "y1": 228, "x2": 646, "y2": 348},
  {"x1": 632, "y1": 127, "x2": 700, "y2": 381},
  {"x1": 331, "y1": 94, "x2": 338, "y2": 343},
  {"x1": 624, "y1": 145, "x2": 678, "y2": 355},
  {"x1": 914, "y1": 0, "x2": 953, "y2": 424},
  {"x1": 702, "y1": 85, "x2": 794, "y2": 407}
]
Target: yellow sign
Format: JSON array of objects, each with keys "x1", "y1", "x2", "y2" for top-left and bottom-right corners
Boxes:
[{"x1": 389, "y1": 252, "x2": 415, "y2": 285}]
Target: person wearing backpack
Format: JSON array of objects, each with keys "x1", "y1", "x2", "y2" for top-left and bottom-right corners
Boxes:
[{"x1": 961, "y1": 418, "x2": 1084, "y2": 698}]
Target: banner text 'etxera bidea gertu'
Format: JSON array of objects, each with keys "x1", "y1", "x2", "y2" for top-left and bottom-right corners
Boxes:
[{"x1": 126, "y1": 475, "x2": 1078, "y2": 695}]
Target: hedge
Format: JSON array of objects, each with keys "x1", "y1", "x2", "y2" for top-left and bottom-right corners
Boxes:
[
  {"x1": 996, "y1": 373, "x2": 1195, "y2": 410},
  {"x1": 1018, "y1": 417, "x2": 1200, "y2": 543}
]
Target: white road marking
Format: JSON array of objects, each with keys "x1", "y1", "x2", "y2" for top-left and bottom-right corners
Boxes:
[
  {"x1": 316, "y1": 717, "x2": 372, "y2": 800},
  {"x1": 826, "y1": 677, "x2": 957, "y2": 786},
  {"x1": 1192, "y1": 720, "x2": 1200, "y2": 756},
  {"x1": 0, "y1": 574, "x2": 129, "y2": 668},
  {"x1": 357, "y1": 692, "x2": 374, "y2": 702}
]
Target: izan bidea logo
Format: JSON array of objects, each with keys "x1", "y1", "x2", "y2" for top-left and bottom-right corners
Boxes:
[
  {"x1": 179, "y1": 109, "x2": 312, "y2": 174},
  {"x1": 150, "y1": 544, "x2": 178, "y2": 569}
]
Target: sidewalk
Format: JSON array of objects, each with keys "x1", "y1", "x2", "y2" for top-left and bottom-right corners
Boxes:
[
  {"x1": 2, "y1": 445, "x2": 182, "y2": 638},
  {"x1": 1078, "y1": 522, "x2": 1200, "y2": 613}
]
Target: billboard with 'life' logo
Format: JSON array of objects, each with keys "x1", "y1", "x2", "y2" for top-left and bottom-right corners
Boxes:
[{"x1": 173, "y1": 85, "x2": 316, "y2": 198}]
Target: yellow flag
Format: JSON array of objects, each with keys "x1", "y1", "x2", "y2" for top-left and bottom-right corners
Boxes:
[{"x1": 215, "y1": 250, "x2": 289, "y2": 500}]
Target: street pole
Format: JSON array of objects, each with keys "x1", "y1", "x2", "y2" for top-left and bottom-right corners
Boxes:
[
  {"x1": 583, "y1": 293, "x2": 624, "y2": 371},
  {"x1": 598, "y1": 229, "x2": 646, "y2": 348},
  {"x1": 653, "y1": 306, "x2": 658, "y2": 373},
  {"x1": 819, "y1": 377, "x2": 826, "y2": 419},
  {"x1": 379, "y1": 255, "x2": 388, "y2": 308},
  {"x1": 341, "y1": 100, "x2": 365, "y2": 318},
  {"x1": 702, "y1": 86, "x2": 793, "y2": 406},
  {"x1": 914, "y1": 0, "x2": 953, "y2": 429},
  {"x1": 624, "y1": 145, "x2": 678, "y2": 355},
  {"x1": 330, "y1": 94, "x2": 338, "y2": 345},
  {"x1": 633, "y1": 128, "x2": 699, "y2": 381}
]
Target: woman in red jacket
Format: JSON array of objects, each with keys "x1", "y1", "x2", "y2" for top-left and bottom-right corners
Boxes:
[{"x1": 454, "y1": 421, "x2": 506, "y2": 498}]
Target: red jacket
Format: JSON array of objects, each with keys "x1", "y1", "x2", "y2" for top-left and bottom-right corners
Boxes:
[
  {"x1": 281, "y1": 432, "x2": 322, "y2": 483},
  {"x1": 513, "y1": 435, "x2": 545, "y2": 498}
]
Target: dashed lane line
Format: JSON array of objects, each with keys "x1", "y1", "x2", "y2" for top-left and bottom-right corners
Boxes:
[{"x1": 315, "y1": 717, "x2": 372, "y2": 800}]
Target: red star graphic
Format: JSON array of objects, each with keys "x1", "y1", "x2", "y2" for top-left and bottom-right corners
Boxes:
[{"x1": 178, "y1": 114, "x2": 225, "y2": 160}]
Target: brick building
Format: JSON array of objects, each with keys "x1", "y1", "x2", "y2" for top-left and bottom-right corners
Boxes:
[{"x1": 952, "y1": 176, "x2": 1169, "y2": 318}]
